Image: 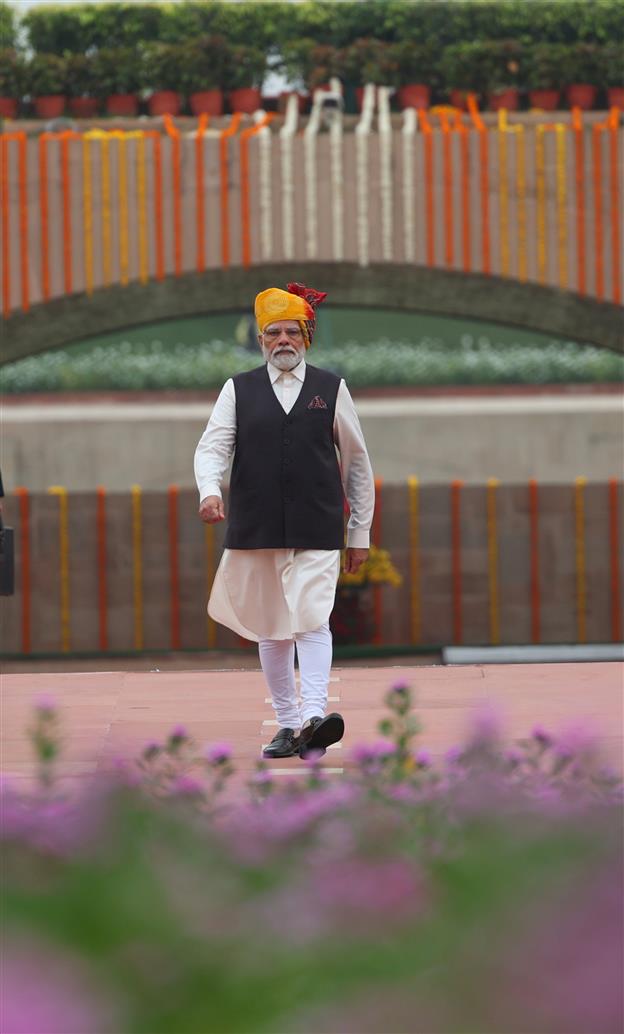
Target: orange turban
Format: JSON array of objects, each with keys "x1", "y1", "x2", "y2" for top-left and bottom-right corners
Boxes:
[{"x1": 254, "y1": 282, "x2": 327, "y2": 348}]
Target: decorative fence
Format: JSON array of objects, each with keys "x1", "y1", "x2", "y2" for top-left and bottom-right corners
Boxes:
[
  {"x1": 1, "y1": 479, "x2": 621, "y2": 657},
  {"x1": 0, "y1": 100, "x2": 622, "y2": 318}
]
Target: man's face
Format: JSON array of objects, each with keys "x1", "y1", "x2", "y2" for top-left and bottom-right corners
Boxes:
[{"x1": 259, "y1": 321, "x2": 306, "y2": 371}]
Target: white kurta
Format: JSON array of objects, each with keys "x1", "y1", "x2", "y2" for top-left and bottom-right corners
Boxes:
[{"x1": 194, "y1": 359, "x2": 375, "y2": 641}]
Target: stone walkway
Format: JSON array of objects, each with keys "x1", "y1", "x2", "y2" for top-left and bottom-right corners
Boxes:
[{"x1": 2, "y1": 662, "x2": 622, "y2": 790}]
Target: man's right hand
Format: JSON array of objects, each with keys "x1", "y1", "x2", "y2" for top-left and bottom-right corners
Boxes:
[{"x1": 199, "y1": 495, "x2": 225, "y2": 523}]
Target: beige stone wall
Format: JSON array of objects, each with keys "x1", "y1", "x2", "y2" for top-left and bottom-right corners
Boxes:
[
  {"x1": 1, "y1": 481, "x2": 621, "y2": 656},
  {"x1": 2, "y1": 116, "x2": 622, "y2": 314}
]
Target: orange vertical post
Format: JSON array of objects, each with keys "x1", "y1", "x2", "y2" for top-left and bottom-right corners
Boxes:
[
  {"x1": 572, "y1": 109, "x2": 586, "y2": 295},
  {"x1": 60, "y1": 134, "x2": 73, "y2": 295},
  {"x1": 372, "y1": 477, "x2": 383, "y2": 645},
  {"x1": 528, "y1": 479, "x2": 540, "y2": 643},
  {"x1": 609, "y1": 479, "x2": 622, "y2": 643},
  {"x1": 195, "y1": 114, "x2": 209, "y2": 272},
  {"x1": 17, "y1": 133, "x2": 29, "y2": 312},
  {"x1": 15, "y1": 487, "x2": 31, "y2": 654},
  {"x1": 96, "y1": 486, "x2": 108, "y2": 651},
  {"x1": 451, "y1": 480, "x2": 463, "y2": 644},
  {"x1": 1, "y1": 134, "x2": 9, "y2": 316},
  {"x1": 168, "y1": 485, "x2": 181, "y2": 650},
  {"x1": 592, "y1": 124, "x2": 604, "y2": 300}
]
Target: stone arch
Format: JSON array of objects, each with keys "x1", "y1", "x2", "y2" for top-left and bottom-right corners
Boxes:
[{"x1": 3, "y1": 263, "x2": 622, "y2": 364}]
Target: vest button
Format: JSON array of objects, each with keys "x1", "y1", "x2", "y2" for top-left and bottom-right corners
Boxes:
[{"x1": 283, "y1": 438, "x2": 290, "y2": 445}]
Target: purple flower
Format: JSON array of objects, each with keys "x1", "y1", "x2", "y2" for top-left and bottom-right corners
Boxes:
[
  {"x1": 170, "y1": 774, "x2": 205, "y2": 798},
  {"x1": 141, "y1": 740, "x2": 162, "y2": 761},
  {"x1": 303, "y1": 749, "x2": 325, "y2": 767},
  {"x1": 351, "y1": 739, "x2": 396, "y2": 766},
  {"x1": 205, "y1": 742, "x2": 232, "y2": 766},
  {"x1": 414, "y1": 749, "x2": 432, "y2": 769},
  {"x1": 445, "y1": 745, "x2": 463, "y2": 767},
  {"x1": 167, "y1": 724, "x2": 189, "y2": 748},
  {"x1": 252, "y1": 769, "x2": 273, "y2": 786},
  {"x1": 34, "y1": 695, "x2": 57, "y2": 717},
  {"x1": 553, "y1": 722, "x2": 598, "y2": 762},
  {"x1": 505, "y1": 747, "x2": 523, "y2": 768},
  {"x1": 390, "y1": 680, "x2": 410, "y2": 694},
  {"x1": 2, "y1": 943, "x2": 115, "y2": 1033},
  {"x1": 532, "y1": 724, "x2": 554, "y2": 748}
]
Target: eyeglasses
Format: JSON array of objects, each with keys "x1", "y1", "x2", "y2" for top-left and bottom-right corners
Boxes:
[{"x1": 262, "y1": 327, "x2": 304, "y2": 342}]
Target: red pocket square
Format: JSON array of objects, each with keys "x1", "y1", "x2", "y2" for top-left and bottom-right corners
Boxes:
[{"x1": 308, "y1": 396, "x2": 328, "y2": 410}]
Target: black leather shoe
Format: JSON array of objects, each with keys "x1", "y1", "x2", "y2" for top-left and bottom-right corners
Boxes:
[
  {"x1": 262, "y1": 727, "x2": 299, "y2": 759},
  {"x1": 298, "y1": 713, "x2": 344, "y2": 760}
]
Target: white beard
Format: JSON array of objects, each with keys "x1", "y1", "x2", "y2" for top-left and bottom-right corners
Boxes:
[{"x1": 262, "y1": 343, "x2": 305, "y2": 372}]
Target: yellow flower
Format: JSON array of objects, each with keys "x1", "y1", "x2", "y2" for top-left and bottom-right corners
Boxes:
[{"x1": 339, "y1": 545, "x2": 403, "y2": 588}]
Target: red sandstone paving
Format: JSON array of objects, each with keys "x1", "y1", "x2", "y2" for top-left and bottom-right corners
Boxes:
[{"x1": 2, "y1": 663, "x2": 622, "y2": 785}]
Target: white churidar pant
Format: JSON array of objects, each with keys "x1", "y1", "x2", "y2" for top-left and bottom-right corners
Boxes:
[{"x1": 259, "y1": 622, "x2": 333, "y2": 729}]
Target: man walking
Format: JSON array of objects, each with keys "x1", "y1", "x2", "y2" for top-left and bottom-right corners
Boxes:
[{"x1": 194, "y1": 283, "x2": 374, "y2": 759}]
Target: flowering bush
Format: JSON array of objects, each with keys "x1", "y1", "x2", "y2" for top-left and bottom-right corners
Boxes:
[
  {"x1": 339, "y1": 543, "x2": 402, "y2": 588},
  {"x1": 2, "y1": 685, "x2": 622, "y2": 1034}
]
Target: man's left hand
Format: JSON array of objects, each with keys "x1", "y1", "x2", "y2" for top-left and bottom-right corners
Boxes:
[{"x1": 344, "y1": 547, "x2": 368, "y2": 574}]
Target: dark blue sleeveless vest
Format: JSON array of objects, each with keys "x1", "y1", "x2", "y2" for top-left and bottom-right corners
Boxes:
[{"x1": 224, "y1": 364, "x2": 345, "y2": 550}]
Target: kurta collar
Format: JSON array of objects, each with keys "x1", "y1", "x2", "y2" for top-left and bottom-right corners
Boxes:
[{"x1": 267, "y1": 358, "x2": 306, "y2": 384}]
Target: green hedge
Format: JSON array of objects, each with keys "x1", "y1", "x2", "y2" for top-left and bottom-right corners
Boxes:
[
  {"x1": 17, "y1": 0, "x2": 624, "y2": 55},
  {"x1": 1, "y1": 337, "x2": 622, "y2": 394}
]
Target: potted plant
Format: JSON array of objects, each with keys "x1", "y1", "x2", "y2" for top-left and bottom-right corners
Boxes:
[
  {"x1": 141, "y1": 41, "x2": 184, "y2": 116},
  {"x1": 26, "y1": 52, "x2": 67, "y2": 119},
  {"x1": 338, "y1": 38, "x2": 395, "y2": 110},
  {"x1": 564, "y1": 43, "x2": 600, "y2": 110},
  {"x1": 180, "y1": 35, "x2": 227, "y2": 116},
  {"x1": 387, "y1": 41, "x2": 436, "y2": 110},
  {"x1": 440, "y1": 42, "x2": 490, "y2": 110},
  {"x1": 524, "y1": 43, "x2": 567, "y2": 110},
  {"x1": 280, "y1": 39, "x2": 336, "y2": 93},
  {"x1": 330, "y1": 545, "x2": 402, "y2": 646},
  {"x1": 226, "y1": 44, "x2": 266, "y2": 114},
  {"x1": 599, "y1": 43, "x2": 624, "y2": 109},
  {"x1": 65, "y1": 53, "x2": 98, "y2": 118},
  {"x1": 481, "y1": 39, "x2": 523, "y2": 111},
  {"x1": 93, "y1": 47, "x2": 143, "y2": 117},
  {"x1": 0, "y1": 48, "x2": 24, "y2": 119}
]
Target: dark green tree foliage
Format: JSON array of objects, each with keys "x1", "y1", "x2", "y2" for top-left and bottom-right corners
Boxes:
[
  {"x1": 19, "y1": 1, "x2": 624, "y2": 56},
  {"x1": 0, "y1": 1, "x2": 16, "y2": 50}
]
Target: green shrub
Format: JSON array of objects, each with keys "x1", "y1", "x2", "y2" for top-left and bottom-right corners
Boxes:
[
  {"x1": 0, "y1": 49, "x2": 25, "y2": 97},
  {"x1": 1, "y1": 337, "x2": 621, "y2": 395},
  {"x1": 25, "y1": 53, "x2": 66, "y2": 96}
]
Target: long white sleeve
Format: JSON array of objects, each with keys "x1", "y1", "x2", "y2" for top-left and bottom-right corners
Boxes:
[
  {"x1": 194, "y1": 379, "x2": 237, "y2": 500},
  {"x1": 333, "y1": 380, "x2": 375, "y2": 548}
]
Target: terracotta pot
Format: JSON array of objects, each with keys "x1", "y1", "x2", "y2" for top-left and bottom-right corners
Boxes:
[
  {"x1": 607, "y1": 86, "x2": 624, "y2": 108},
  {"x1": 69, "y1": 97, "x2": 98, "y2": 118},
  {"x1": 229, "y1": 87, "x2": 261, "y2": 113},
  {"x1": 106, "y1": 93, "x2": 139, "y2": 117},
  {"x1": 488, "y1": 87, "x2": 519, "y2": 111},
  {"x1": 34, "y1": 94, "x2": 66, "y2": 119},
  {"x1": 528, "y1": 89, "x2": 560, "y2": 111},
  {"x1": 190, "y1": 89, "x2": 223, "y2": 116},
  {"x1": 450, "y1": 89, "x2": 469, "y2": 110},
  {"x1": 147, "y1": 90, "x2": 181, "y2": 116},
  {"x1": 566, "y1": 83, "x2": 597, "y2": 110},
  {"x1": 0, "y1": 97, "x2": 18, "y2": 118},
  {"x1": 398, "y1": 84, "x2": 430, "y2": 110}
]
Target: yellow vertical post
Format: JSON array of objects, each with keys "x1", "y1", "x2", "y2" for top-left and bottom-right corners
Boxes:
[
  {"x1": 48, "y1": 486, "x2": 71, "y2": 652},
  {"x1": 574, "y1": 477, "x2": 587, "y2": 643},
  {"x1": 205, "y1": 524, "x2": 217, "y2": 648},
  {"x1": 407, "y1": 476, "x2": 420, "y2": 643},
  {"x1": 131, "y1": 485, "x2": 143, "y2": 650},
  {"x1": 486, "y1": 478, "x2": 500, "y2": 645}
]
